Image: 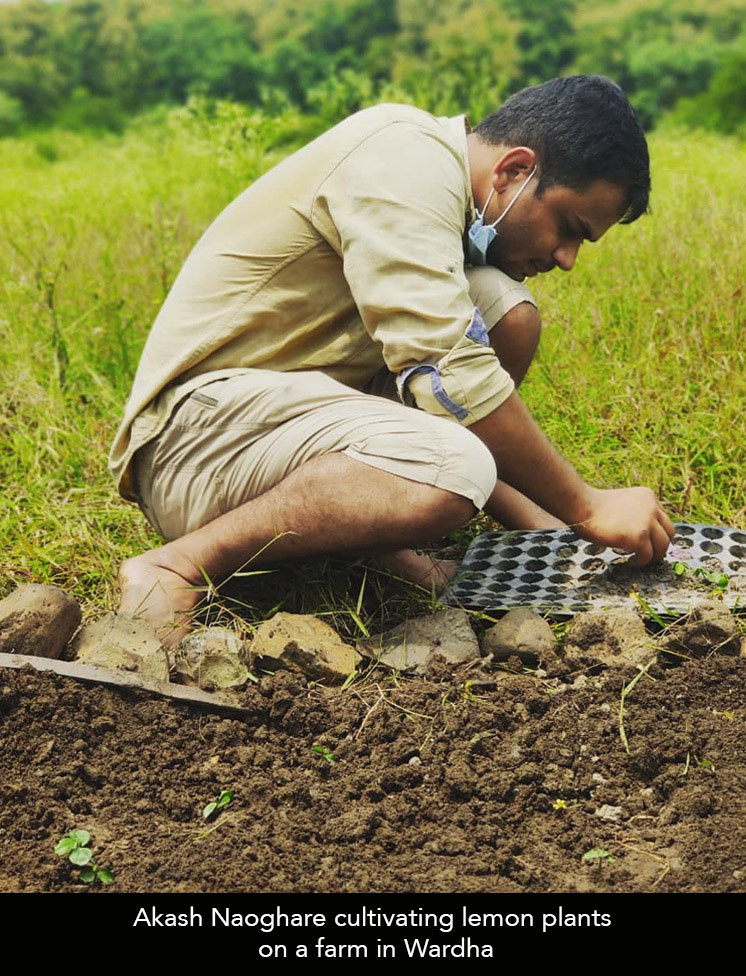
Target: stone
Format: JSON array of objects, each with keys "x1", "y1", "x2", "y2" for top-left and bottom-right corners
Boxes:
[
  {"x1": 251, "y1": 612, "x2": 360, "y2": 685},
  {"x1": 0, "y1": 584, "x2": 81, "y2": 659},
  {"x1": 594, "y1": 804, "x2": 624, "y2": 822},
  {"x1": 174, "y1": 627, "x2": 251, "y2": 691},
  {"x1": 358, "y1": 607, "x2": 480, "y2": 674},
  {"x1": 482, "y1": 608, "x2": 557, "y2": 663},
  {"x1": 72, "y1": 612, "x2": 169, "y2": 682},
  {"x1": 563, "y1": 608, "x2": 655, "y2": 670},
  {"x1": 662, "y1": 600, "x2": 741, "y2": 660}
]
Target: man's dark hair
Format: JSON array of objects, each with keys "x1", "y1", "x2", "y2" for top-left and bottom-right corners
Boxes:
[{"x1": 475, "y1": 75, "x2": 650, "y2": 223}]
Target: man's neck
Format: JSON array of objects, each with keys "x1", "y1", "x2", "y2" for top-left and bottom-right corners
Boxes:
[{"x1": 467, "y1": 132, "x2": 504, "y2": 213}]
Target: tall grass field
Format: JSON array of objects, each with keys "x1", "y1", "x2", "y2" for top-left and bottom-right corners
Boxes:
[{"x1": 1, "y1": 102, "x2": 744, "y2": 637}]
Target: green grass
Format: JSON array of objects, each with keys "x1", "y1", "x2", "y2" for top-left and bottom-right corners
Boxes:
[
  {"x1": 527, "y1": 125, "x2": 746, "y2": 528},
  {"x1": 1, "y1": 105, "x2": 744, "y2": 639}
]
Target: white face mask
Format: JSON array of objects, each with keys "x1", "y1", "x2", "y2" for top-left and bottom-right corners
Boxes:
[{"x1": 467, "y1": 165, "x2": 537, "y2": 265}]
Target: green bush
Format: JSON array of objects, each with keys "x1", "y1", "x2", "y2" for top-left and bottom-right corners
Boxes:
[
  {"x1": 0, "y1": 90, "x2": 24, "y2": 136},
  {"x1": 53, "y1": 88, "x2": 126, "y2": 133},
  {"x1": 671, "y1": 43, "x2": 746, "y2": 134}
]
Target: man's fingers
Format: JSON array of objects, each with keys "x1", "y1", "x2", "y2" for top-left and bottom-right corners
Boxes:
[
  {"x1": 651, "y1": 519, "x2": 672, "y2": 562},
  {"x1": 580, "y1": 490, "x2": 676, "y2": 566},
  {"x1": 657, "y1": 506, "x2": 676, "y2": 540},
  {"x1": 627, "y1": 534, "x2": 653, "y2": 568},
  {"x1": 625, "y1": 520, "x2": 671, "y2": 567}
]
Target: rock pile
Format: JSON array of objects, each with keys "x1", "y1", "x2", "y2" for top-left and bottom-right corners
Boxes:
[{"x1": 0, "y1": 581, "x2": 743, "y2": 697}]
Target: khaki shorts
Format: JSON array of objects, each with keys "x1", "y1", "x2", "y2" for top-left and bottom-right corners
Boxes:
[{"x1": 133, "y1": 267, "x2": 535, "y2": 541}]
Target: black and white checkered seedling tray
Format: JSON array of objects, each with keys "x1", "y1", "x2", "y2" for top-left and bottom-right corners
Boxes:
[{"x1": 440, "y1": 523, "x2": 746, "y2": 616}]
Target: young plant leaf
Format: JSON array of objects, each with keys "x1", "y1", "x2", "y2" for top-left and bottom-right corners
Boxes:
[
  {"x1": 69, "y1": 846, "x2": 93, "y2": 866},
  {"x1": 97, "y1": 869, "x2": 115, "y2": 885},
  {"x1": 79, "y1": 867, "x2": 96, "y2": 884},
  {"x1": 70, "y1": 829, "x2": 90, "y2": 847},
  {"x1": 54, "y1": 837, "x2": 76, "y2": 856},
  {"x1": 203, "y1": 802, "x2": 217, "y2": 820},
  {"x1": 311, "y1": 744, "x2": 336, "y2": 765},
  {"x1": 582, "y1": 847, "x2": 615, "y2": 863}
]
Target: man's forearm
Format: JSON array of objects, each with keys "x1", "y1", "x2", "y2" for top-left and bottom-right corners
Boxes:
[
  {"x1": 484, "y1": 480, "x2": 565, "y2": 529},
  {"x1": 468, "y1": 390, "x2": 674, "y2": 565},
  {"x1": 469, "y1": 390, "x2": 591, "y2": 526}
]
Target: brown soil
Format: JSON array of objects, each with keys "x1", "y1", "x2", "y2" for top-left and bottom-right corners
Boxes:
[{"x1": 1, "y1": 653, "x2": 745, "y2": 893}]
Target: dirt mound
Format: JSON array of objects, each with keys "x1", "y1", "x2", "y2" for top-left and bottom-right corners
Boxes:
[{"x1": 1, "y1": 650, "x2": 745, "y2": 893}]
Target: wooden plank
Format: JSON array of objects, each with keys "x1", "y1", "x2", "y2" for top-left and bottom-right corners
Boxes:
[{"x1": 0, "y1": 652, "x2": 254, "y2": 718}]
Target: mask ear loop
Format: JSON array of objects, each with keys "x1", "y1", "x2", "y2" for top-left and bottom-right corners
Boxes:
[
  {"x1": 485, "y1": 164, "x2": 538, "y2": 229},
  {"x1": 475, "y1": 186, "x2": 496, "y2": 221}
]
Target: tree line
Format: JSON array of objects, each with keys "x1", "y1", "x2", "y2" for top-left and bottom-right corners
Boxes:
[{"x1": 0, "y1": 0, "x2": 744, "y2": 135}]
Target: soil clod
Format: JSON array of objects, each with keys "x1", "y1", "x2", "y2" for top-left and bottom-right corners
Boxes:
[
  {"x1": 661, "y1": 600, "x2": 742, "y2": 661},
  {"x1": 563, "y1": 608, "x2": 655, "y2": 670},
  {"x1": 251, "y1": 612, "x2": 360, "y2": 684},
  {"x1": 0, "y1": 584, "x2": 81, "y2": 659},
  {"x1": 358, "y1": 607, "x2": 480, "y2": 674},
  {"x1": 72, "y1": 612, "x2": 169, "y2": 681},
  {"x1": 174, "y1": 627, "x2": 251, "y2": 690}
]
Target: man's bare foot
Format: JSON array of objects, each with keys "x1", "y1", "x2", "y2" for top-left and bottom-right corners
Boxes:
[
  {"x1": 372, "y1": 548, "x2": 460, "y2": 595},
  {"x1": 118, "y1": 548, "x2": 205, "y2": 648}
]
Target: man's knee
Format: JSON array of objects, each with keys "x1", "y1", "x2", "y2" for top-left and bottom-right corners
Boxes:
[
  {"x1": 489, "y1": 301, "x2": 541, "y2": 387},
  {"x1": 434, "y1": 422, "x2": 497, "y2": 515},
  {"x1": 346, "y1": 413, "x2": 496, "y2": 525}
]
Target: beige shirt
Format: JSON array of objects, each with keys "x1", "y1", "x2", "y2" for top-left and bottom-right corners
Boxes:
[{"x1": 110, "y1": 103, "x2": 517, "y2": 502}]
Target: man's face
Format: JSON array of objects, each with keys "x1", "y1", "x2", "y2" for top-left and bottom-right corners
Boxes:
[{"x1": 485, "y1": 178, "x2": 628, "y2": 282}]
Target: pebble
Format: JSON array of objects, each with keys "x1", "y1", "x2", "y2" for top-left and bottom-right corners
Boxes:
[{"x1": 594, "y1": 804, "x2": 624, "y2": 821}]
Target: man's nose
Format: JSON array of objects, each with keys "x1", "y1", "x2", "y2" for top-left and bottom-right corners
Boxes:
[{"x1": 553, "y1": 240, "x2": 581, "y2": 272}]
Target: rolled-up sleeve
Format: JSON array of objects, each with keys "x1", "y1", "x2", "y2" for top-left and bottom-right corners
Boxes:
[{"x1": 310, "y1": 120, "x2": 515, "y2": 426}]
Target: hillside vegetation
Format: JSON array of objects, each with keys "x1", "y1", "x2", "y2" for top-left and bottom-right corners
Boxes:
[{"x1": 0, "y1": 0, "x2": 744, "y2": 135}]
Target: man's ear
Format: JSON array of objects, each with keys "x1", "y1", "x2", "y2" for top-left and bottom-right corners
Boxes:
[{"x1": 491, "y1": 146, "x2": 537, "y2": 192}]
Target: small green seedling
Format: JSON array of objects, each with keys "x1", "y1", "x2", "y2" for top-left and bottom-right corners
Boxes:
[
  {"x1": 54, "y1": 830, "x2": 115, "y2": 885},
  {"x1": 311, "y1": 744, "x2": 336, "y2": 766},
  {"x1": 55, "y1": 828, "x2": 91, "y2": 863},
  {"x1": 672, "y1": 562, "x2": 728, "y2": 591},
  {"x1": 693, "y1": 567, "x2": 729, "y2": 590},
  {"x1": 79, "y1": 865, "x2": 115, "y2": 885},
  {"x1": 693, "y1": 755, "x2": 716, "y2": 772},
  {"x1": 552, "y1": 799, "x2": 567, "y2": 811},
  {"x1": 582, "y1": 848, "x2": 615, "y2": 865},
  {"x1": 619, "y1": 659, "x2": 655, "y2": 754},
  {"x1": 462, "y1": 680, "x2": 485, "y2": 702},
  {"x1": 203, "y1": 788, "x2": 235, "y2": 821}
]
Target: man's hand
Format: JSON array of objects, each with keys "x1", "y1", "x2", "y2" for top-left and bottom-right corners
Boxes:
[
  {"x1": 572, "y1": 486, "x2": 676, "y2": 566},
  {"x1": 469, "y1": 391, "x2": 675, "y2": 567}
]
